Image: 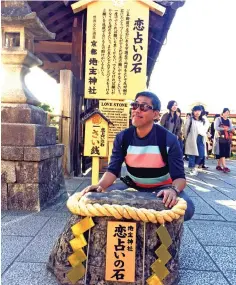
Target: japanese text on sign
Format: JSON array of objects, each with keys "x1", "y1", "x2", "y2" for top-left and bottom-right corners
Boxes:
[
  {"x1": 84, "y1": 114, "x2": 108, "y2": 157},
  {"x1": 99, "y1": 100, "x2": 130, "y2": 140},
  {"x1": 85, "y1": 1, "x2": 149, "y2": 100},
  {"x1": 106, "y1": 221, "x2": 136, "y2": 282}
]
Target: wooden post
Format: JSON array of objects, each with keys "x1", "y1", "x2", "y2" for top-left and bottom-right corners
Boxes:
[
  {"x1": 92, "y1": 157, "x2": 99, "y2": 184},
  {"x1": 60, "y1": 70, "x2": 73, "y2": 176},
  {"x1": 71, "y1": 12, "x2": 85, "y2": 176}
]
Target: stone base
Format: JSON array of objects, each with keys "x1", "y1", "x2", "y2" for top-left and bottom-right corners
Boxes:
[
  {"x1": 1, "y1": 103, "x2": 47, "y2": 125},
  {"x1": 1, "y1": 145, "x2": 64, "y2": 211},
  {"x1": 1, "y1": 144, "x2": 64, "y2": 161},
  {"x1": 47, "y1": 191, "x2": 184, "y2": 285},
  {"x1": 1, "y1": 181, "x2": 8, "y2": 210},
  {"x1": 1, "y1": 123, "x2": 56, "y2": 146},
  {"x1": 7, "y1": 181, "x2": 61, "y2": 211}
]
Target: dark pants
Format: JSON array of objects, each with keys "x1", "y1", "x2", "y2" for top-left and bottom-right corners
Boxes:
[{"x1": 107, "y1": 181, "x2": 195, "y2": 221}]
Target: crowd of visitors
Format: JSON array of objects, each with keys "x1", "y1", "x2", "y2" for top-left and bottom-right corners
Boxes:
[{"x1": 160, "y1": 101, "x2": 235, "y2": 176}]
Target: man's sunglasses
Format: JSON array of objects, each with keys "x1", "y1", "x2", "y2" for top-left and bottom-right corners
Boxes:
[{"x1": 130, "y1": 102, "x2": 154, "y2": 112}]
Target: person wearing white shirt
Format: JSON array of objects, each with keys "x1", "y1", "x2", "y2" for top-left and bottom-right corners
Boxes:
[{"x1": 184, "y1": 106, "x2": 209, "y2": 176}]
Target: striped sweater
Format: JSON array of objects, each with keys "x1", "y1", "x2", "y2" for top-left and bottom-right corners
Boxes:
[{"x1": 108, "y1": 124, "x2": 185, "y2": 188}]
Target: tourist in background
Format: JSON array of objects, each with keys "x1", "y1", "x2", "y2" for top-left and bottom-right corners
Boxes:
[
  {"x1": 184, "y1": 105, "x2": 209, "y2": 176},
  {"x1": 176, "y1": 107, "x2": 184, "y2": 152},
  {"x1": 198, "y1": 106, "x2": 210, "y2": 169},
  {"x1": 160, "y1": 100, "x2": 182, "y2": 139},
  {"x1": 186, "y1": 113, "x2": 191, "y2": 121},
  {"x1": 208, "y1": 114, "x2": 220, "y2": 155},
  {"x1": 210, "y1": 114, "x2": 221, "y2": 140},
  {"x1": 213, "y1": 108, "x2": 234, "y2": 173},
  {"x1": 183, "y1": 113, "x2": 192, "y2": 160}
]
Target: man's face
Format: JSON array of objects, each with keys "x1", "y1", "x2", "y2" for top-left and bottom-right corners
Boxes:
[{"x1": 131, "y1": 96, "x2": 159, "y2": 128}]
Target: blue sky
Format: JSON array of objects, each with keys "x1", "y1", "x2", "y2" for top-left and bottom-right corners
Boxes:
[{"x1": 149, "y1": 0, "x2": 236, "y2": 113}]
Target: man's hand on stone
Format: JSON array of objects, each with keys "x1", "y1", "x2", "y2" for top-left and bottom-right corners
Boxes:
[
  {"x1": 156, "y1": 189, "x2": 177, "y2": 208},
  {"x1": 81, "y1": 185, "x2": 105, "y2": 196}
]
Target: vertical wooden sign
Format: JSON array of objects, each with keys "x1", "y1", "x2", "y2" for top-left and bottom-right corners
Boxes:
[{"x1": 106, "y1": 221, "x2": 137, "y2": 282}]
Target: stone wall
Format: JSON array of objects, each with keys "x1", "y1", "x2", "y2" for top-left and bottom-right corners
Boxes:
[{"x1": 1, "y1": 104, "x2": 64, "y2": 211}]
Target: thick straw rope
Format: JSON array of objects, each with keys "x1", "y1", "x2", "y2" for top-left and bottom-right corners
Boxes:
[{"x1": 67, "y1": 192, "x2": 187, "y2": 224}]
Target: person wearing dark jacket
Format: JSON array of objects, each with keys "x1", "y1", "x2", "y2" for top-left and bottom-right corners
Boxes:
[
  {"x1": 160, "y1": 100, "x2": 182, "y2": 140},
  {"x1": 81, "y1": 92, "x2": 194, "y2": 221}
]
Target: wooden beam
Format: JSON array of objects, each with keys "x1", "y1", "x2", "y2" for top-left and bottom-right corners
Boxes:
[
  {"x1": 43, "y1": 61, "x2": 72, "y2": 70},
  {"x1": 49, "y1": 18, "x2": 73, "y2": 33},
  {"x1": 38, "y1": 2, "x2": 62, "y2": 18},
  {"x1": 71, "y1": 14, "x2": 84, "y2": 79},
  {"x1": 45, "y1": 9, "x2": 72, "y2": 26},
  {"x1": 138, "y1": 0, "x2": 166, "y2": 16},
  {"x1": 56, "y1": 28, "x2": 72, "y2": 40},
  {"x1": 71, "y1": 0, "x2": 97, "y2": 14},
  {"x1": 35, "y1": 41, "x2": 72, "y2": 54},
  {"x1": 60, "y1": 70, "x2": 73, "y2": 176}
]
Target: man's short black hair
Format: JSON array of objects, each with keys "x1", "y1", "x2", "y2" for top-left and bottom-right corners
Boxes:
[{"x1": 135, "y1": 91, "x2": 161, "y2": 111}]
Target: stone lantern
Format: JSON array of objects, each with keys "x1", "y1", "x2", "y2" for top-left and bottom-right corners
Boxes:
[{"x1": 1, "y1": 1, "x2": 65, "y2": 211}]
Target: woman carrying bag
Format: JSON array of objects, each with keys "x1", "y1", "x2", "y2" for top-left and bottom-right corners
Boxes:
[
  {"x1": 213, "y1": 108, "x2": 234, "y2": 173},
  {"x1": 184, "y1": 106, "x2": 209, "y2": 176}
]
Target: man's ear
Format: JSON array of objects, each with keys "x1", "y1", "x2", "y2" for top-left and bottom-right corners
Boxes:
[{"x1": 153, "y1": 110, "x2": 160, "y2": 120}]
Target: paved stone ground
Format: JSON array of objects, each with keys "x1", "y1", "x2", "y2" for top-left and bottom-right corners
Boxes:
[{"x1": 2, "y1": 159, "x2": 236, "y2": 285}]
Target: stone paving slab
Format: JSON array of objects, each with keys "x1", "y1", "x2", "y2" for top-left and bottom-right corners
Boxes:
[
  {"x1": 224, "y1": 271, "x2": 236, "y2": 285},
  {"x1": 187, "y1": 187, "x2": 236, "y2": 222},
  {"x1": 16, "y1": 216, "x2": 68, "y2": 263},
  {"x1": 1, "y1": 262, "x2": 59, "y2": 285},
  {"x1": 205, "y1": 246, "x2": 236, "y2": 272},
  {"x1": 192, "y1": 213, "x2": 225, "y2": 221},
  {"x1": 182, "y1": 185, "x2": 199, "y2": 197},
  {"x1": 213, "y1": 187, "x2": 236, "y2": 200},
  {"x1": 200, "y1": 176, "x2": 235, "y2": 188},
  {"x1": 2, "y1": 215, "x2": 50, "y2": 237},
  {"x1": 187, "y1": 224, "x2": 236, "y2": 246},
  {"x1": 179, "y1": 226, "x2": 218, "y2": 271},
  {"x1": 34, "y1": 209, "x2": 72, "y2": 218},
  {"x1": 179, "y1": 270, "x2": 229, "y2": 285},
  {"x1": 65, "y1": 178, "x2": 87, "y2": 193},
  {"x1": 1, "y1": 235, "x2": 32, "y2": 274},
  {"x1": 190, "y1": 196, "x2": 219, "y2": 215}
]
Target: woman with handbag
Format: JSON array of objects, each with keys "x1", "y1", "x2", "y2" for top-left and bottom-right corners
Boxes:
[
  {"x1": 213, "y1": 108, "x2": 234, "y2": 173},
  {"x1": 184, "y1": 106, "x2": 209, "y2": 176}
]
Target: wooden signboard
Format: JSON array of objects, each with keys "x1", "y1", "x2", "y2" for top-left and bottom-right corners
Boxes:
[
  {"x1": 105, "y1": 221, "x2": 136, "y2": 282},
  {"x1": 84, "y1": 113, "x2": 109, "y2": 157},
  {"x1": 99, "y1": 100, "x2": 130, "y2": 140},
  {"x1": 84, "y1": 0, "x2": 149, "y2": 99}
]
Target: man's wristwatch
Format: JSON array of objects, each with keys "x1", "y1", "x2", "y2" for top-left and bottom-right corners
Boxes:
[{"x1": 168, "y1": 185, "x2": 181, "y2": 194}]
